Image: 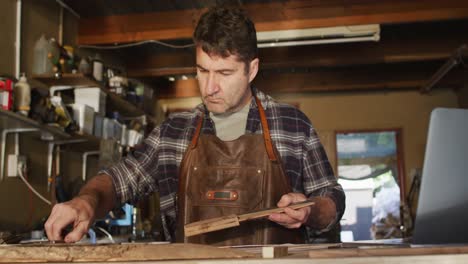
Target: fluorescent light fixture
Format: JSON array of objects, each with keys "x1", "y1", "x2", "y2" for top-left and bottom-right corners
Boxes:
[{"x1": 257, "y1": 24, "x2": 380, "y2": 48}]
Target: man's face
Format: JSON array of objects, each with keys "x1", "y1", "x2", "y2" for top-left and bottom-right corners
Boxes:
[{"x1": 196, "y1": 46, "x2": 259, "y2": 114}]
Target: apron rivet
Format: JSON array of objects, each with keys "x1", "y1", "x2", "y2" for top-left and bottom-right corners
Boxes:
[
  {"x1": 194, "y1": 167, "x2": 197, "y2": 171},
  {"x1": 257, "y1": 169, "x2": 261, "y2": 173}
]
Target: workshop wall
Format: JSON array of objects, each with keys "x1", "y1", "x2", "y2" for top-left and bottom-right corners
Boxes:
[
  {"x1": 0, "y1": 0, "x2": 17, "y2": 76},
  {"x1": 0, "y1": 0, "x2": 83, "y2": 232},
  {"x1": 275, "y1": 89, "x2": 458, "y2": 192},
  {"x1": 457, "y1": 86, "x2": 468, "y2": 108}
]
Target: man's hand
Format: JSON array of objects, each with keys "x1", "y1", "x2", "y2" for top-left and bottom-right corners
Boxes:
[
  {"x1": 45, "y1": 174, "x2": 116, "y2": 243},
  {"x1": 44, "y1": 196, "x2": 95, "y2": 243},
  {"x1": 268, "y1": 193, "x2": 310, "y2": 229}
]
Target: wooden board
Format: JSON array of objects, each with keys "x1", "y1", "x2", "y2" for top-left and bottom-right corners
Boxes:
[
  {"x1": 185, "y1": 201, "x2": 315, "y2": 237},
  {"x1": 0, "y1": 243, "x2": 255, "y2": 263},
  {"x1": 308, "y1": 246, "x2": 468, "y2": 258},
  {"x1": 262, "y1": 246, "x2": 288, "y2": 258}
]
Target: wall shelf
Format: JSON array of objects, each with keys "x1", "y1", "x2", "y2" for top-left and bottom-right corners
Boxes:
[
  {"x1": 33, "y1": 73, "x2": 156, "y2": 123},
  {"x1": 0, "y1": 109, "x2": 70, "y2": 140},
  {"x1": 68, "y1": 133, "x2": 102, "y2": 152},
  {"x1": 0, "y1": 107, "x2": 114, "y2": 152},
  {"x1": 34, "y1": 73, "x2": 99, "y2": 87},
  {"x1": 0, "y1": 109, "x2": 73, "y2": 181}
]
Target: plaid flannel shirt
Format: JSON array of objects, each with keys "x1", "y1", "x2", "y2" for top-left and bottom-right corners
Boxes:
[{"x1": 102, "y1": 88, "x2": 345, "y2": 241}]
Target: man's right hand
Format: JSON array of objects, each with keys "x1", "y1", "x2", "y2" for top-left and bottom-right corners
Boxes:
[
  {"x1": 45, "y1": 174, "x2": 116, "y2": 243},
  {"x1": 44, "y1": 195, "x2": 96, "y2": 243}
]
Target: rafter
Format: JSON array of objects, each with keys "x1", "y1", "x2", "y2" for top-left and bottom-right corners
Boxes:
[
  {"x1": 126, "y1": 25, "x2": 468, "y2": 78},
  {"x1": 153, "y1": 61, "x2": 464, "y2": 99},
  {"x1": 78, "y1": 0, "x2": 468, "y2": 45}
]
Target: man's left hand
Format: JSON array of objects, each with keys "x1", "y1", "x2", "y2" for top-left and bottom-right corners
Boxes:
[{"x1": 268, "y1": 193, "x2": 310, "y2": 229}]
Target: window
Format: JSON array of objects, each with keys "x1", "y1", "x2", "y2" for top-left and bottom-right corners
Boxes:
[{"x1": 336, "y1": 129, "x2": 405, "y2": 241}]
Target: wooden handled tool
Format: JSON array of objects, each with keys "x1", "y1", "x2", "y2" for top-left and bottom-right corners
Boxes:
[{"x1": 184, "y1": 200, "x2": 315, "y2": 237}]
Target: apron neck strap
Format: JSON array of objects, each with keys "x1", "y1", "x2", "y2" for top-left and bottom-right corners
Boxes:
[
  {"x1": 190, "y1": 111, "x2": 204, "y2": 149},
  {"x1": 254, "y1": 95, "x2": 277, "y2": 161},
  {"x1": 189, "y1": 95, "x2": 278, "y2": 162}
]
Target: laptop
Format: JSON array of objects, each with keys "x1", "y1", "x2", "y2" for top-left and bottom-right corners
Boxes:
[{"x1": 412, "y1": 108, "x2": 468, "y2": 244}]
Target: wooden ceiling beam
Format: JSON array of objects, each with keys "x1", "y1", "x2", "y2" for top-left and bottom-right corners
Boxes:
[
  {"x1": 127, "y1": 31, "x2": 468, "y2": 78},
  {"x1": 255, "y1": 62, "x2": 436, "y2": 94},
  {"x1": 127, "y1": 52, "x2": 196, "y2": 77},
  {"x1": 258, "y1": 40, "x2": 464, "y2": 70},
  {"x1": 154, "y1": 61, "x2": 463, "y2": 99},
  {"x1": 78, "y1": 0, "x2": 468, "y2": 45}
]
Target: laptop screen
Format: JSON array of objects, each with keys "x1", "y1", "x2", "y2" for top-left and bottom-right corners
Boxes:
[{"x1": 412, "y1": 108, "x2": 468, "y2": 244}]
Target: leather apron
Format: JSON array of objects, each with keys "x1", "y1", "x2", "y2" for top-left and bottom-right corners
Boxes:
[{"x1": 176, "y1": 95, "x2": 305, "y2": 245}]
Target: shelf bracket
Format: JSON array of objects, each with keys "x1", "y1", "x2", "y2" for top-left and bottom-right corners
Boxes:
[
  {"x1": 1, "y1": 128, "x2": 39, "y2": 181},
  {"x1": 46, "y1": 138, "x2": 88, "y2": 191},
  {"x1": 82, "y1": 151, "x2": 100, "y2": 181}
]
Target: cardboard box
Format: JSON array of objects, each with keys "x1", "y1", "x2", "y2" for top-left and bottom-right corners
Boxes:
[
  {"x1": 94, "y1": 113, "x2": 104, "y2": 137},
  {"x1": 74, "y1": 87, "x2": 106, "y2": 115},
  {"x1": 70, "y1": 103, "x2": 95, "y2": 135},
  {"x1": 103, "y1": 118, "x2": 123, "y2": 142}
]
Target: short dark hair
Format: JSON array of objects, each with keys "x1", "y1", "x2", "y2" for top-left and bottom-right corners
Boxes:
[{"x1": 193, "y1": 6, "x2": 258, "y2": 69}]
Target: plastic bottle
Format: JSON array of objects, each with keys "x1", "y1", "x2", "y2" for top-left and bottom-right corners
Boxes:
[
  {"x1": 92, "y1": 54, "x2": 104, "y2": 81},
  {"x1": 48, "y1": 38, "x2": 61, "y2": 74},
  {"x1": 78, "y1": 57, "x2": 91, "y2": 75},
  {"x1": 14, "y1": 73, "x2": 31, "y2": 116},
  {"x1": 32, "y1": 34, "x2": 51, "y2": 75}
]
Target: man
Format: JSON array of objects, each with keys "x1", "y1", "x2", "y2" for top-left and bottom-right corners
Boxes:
[{"x1": 45, "y1": 6, "x2": 345, "y2": 245}]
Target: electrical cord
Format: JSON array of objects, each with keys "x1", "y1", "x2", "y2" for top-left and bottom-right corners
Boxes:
[
  {"x1": 95, "y1": 226, "x2": 115, "y2": 244},
  {"x1": 17, "y1": 164, "x2": 118, "y2": 244},
  {"x1": 26, "y1": 166, "x2": 34, "y2": 229},
  {"x1": 79, "y1": 40, "x2": 195, "y2": 50},
  {"x1": 17, "y1": 163, "x2": 52, "y2": 206}
]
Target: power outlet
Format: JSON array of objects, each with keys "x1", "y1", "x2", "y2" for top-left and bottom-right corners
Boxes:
[
  {"x1": 7, "y1": 155, "x2": 18, "y2": 177},
  {"x1": 7, "y1": 155, "x2": 27, "y2": 177}
]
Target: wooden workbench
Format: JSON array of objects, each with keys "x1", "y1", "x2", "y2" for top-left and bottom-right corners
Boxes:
[{"x1": 1, "y1": 242, "x2": 468, "y2": 263}]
